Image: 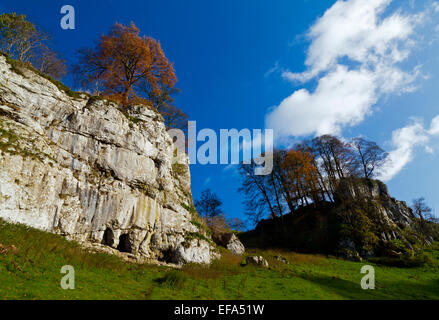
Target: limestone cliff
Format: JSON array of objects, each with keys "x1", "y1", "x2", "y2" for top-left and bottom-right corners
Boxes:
[
  {"x1": 335, "y1": 178, "x2": 416, "y2": 242},
  {"x1": 0, "y1": 54, "x2": 216, "y2": 264}
]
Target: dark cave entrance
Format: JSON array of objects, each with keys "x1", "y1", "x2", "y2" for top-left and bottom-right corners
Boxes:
[
  {"x1": 117, "y1": 234, "x2": 132, "y2": 253},
  {"x1": 102, "y1": 228, "x2": 114, "y2": 247}
]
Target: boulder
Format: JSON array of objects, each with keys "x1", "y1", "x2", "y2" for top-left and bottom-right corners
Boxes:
[
  {"x1": 245, "y1": 256, "x2": 269, "y2": 268},
  {"x1": 274, "y1": 255, "x2": 289, "y2": 264},
  {"x1": 213, "y1": 232, "x2": 245, "y2": 255},
  {"x1": 338, "y1": 248, "x2": 363, "y2": 262}
]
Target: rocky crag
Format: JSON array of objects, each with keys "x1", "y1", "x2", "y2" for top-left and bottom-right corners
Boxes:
[
  {"x1": 0, "y1": 53, "x2": 217, "y2": 265},
  {"x1": 240, "y1": 178, "x2": 422, "y2": 259}
]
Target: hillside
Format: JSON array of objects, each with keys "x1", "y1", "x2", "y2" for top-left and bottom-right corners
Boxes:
[
  {"x1": 1, "y1": 218, "x2": 439, "y2": 300},
  {"x1": 240, "y1": 178, "x2": 436, "y2": 261}
]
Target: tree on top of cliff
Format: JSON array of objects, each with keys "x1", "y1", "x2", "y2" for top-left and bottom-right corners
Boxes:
[
  {"x1": 0, "y1": 12, "x2": 66, "y2": 79},
  {"x1": 351, "y1": 137, "x2": 388, "y2": 179},
  {"x1": 282, "y1": 149, "x2": 321, "y2": 207},
  {"x1": 239, "y1": 135, "x2": 391, "y2": 224},
  {"x1": 73, "y1": 22, "x2": 180, "y2": 114}
]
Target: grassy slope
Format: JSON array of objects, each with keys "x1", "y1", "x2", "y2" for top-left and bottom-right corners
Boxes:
[{"x1": 1, "y1": 219, "x2": 439, "y2": 300}]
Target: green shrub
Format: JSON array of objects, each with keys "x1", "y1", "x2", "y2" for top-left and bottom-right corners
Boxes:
[
  {"x1": 339, "y1": 207, "x2": 379, "y2": 252},
  {"x1": 120, "y1": 110, "x2": 142, "y2": 125},
  {"x1": 172, "y1": 163, "x2": 187, "y2": 177},
  {"x1": 190, "y1": 220, "x2": 202, "y2": 229},
  {"x1": 181, "y1": 203, "x2": 197, "y2": 215},
  {"x1": 370, "y1": 251, "x2": 434, "y2": 268},
  {"x1": 185, "y1": 232, "x2": 211, "y2": 243},
  {"x1": 387, "y1": 239, "x2": 408, "y2": 252}
]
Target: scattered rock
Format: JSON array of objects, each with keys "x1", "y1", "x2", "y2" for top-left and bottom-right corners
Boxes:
[
  {"x1": 339, "y1": 248, "x2": 363, "y2": 262},
  {"x1": 226, "y1": 234, "x2": 245, "y2": 255},
  {"x1": 274, "y1": 255, "x2": 289, "y2": 264},
  {"x1": 339, "y1": 238, "x2": 356, "y2": 251},
  {"x1": 0, "y1": 244, "x2": 19, "y2": 255},
  {"x1": 245, "y1": 256, "x2": 269, "y2": 268},
  {"x1": 389, "y1": 250, "x2": 403, "y2": 258}
]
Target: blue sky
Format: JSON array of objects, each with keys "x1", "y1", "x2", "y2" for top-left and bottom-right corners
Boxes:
[{"x1": 1, "y1": 0, "x2": 439, "y2": 226}]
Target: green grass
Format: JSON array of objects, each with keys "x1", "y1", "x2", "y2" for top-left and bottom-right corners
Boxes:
[
  {"x1": 1, "y1": 218, "x2": 439, "y2": 300},
  {"x1": 0, "y1": 120, "x2": 58, "y2": 166},
  {"x1": 120, "y1": 109, "x2": 142, "y2": 126}
]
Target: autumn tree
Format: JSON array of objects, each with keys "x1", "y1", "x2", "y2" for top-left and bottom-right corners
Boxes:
[
  {"x1": 0, "y1": 12, "x2": 66, "y2": 79},
  {"x1": 282, "y1": 149, "x2": 321, "y2": 207},
  {"x1": 73, "y1": 22, "x2": 178, "y2": 108},
  {"x1": 237, "y1": 135, "x2": 391, "y2": 225},
  {"x1": 351, "y1": 137, "x2": 388, "y2": 179},
  {"x1": 296, "y1": 140, "x2": 334, "y2": 202}
]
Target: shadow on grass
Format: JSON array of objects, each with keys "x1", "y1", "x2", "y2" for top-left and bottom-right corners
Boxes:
[{"x1": 300, "y1": 273, "x2": 439, "y2": 300}]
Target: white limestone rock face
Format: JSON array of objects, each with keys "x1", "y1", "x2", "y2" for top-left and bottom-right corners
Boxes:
[
  {"x1": 0, "y1": 55, "x2": 217, "y2": 264},
  {"x1": 336, "y1": 178, "x2": 416, "y2": 239},
  {"x1": 225, "y1": 233, "x2": 245, "y2": 255}
]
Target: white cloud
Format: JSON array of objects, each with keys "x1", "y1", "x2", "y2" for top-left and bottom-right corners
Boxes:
[
  {"x1": 429, "y1": 115, "x2": 439, "y2": 135},
  {"x1": 267, "y1": 66, "x2": 376, "y2": 137},
  {"x1": 283, "y1": 0, "x2": 414, "y2": 82},
  {"x1": 377, "y1": 120, "x2": 429, "y2": 181},
  {"x1": 266, "y1": 0, "x2": 429, "y2": 139},
  {"x1": 425, "y1": 146, "x2": 434, "y2": 154},
  {"x1": 264, "y1": 61, "x2": 281, "y2": 78},
  {"x1": 377, "y1": 115, "x2": 439, "y2": 181}
]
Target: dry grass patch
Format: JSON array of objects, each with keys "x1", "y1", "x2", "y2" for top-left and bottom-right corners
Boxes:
[
  {"x1": 181, "y1": 250, "x2": 244, "y2": 280},
  {"x1": 245, "y1": 248, "x2": 326, "y2": 266}
]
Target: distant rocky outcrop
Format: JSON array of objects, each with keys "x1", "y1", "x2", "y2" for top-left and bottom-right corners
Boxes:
[
  {"x1": 0, "y1": 54, "x2": 217, "y2": 265},
  {"x1": 239, "y1": 178, "x2": 424, "y2": 258},
  {"x1": 335, "y1": 178, "x2": 415, "y2": 239}
]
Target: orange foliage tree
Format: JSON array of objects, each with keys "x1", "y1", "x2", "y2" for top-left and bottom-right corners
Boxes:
[
  {"x1": 282, "y1": 149, "x2": 321, "y2": 206},
  {"x1": 73, "y1": 22, "x2": 177, "y2": 108}
]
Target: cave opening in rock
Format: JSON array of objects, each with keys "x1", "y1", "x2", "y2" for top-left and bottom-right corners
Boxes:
[
  {"x1": 102, "y1": 228, "x2": 114, "y2": 247},
  {"x1": 117, "y1": 234, "x2": 132, "y2": 253},
  {"x1": 158, "y1": 248, "x2": 178, "y2": 264}
]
